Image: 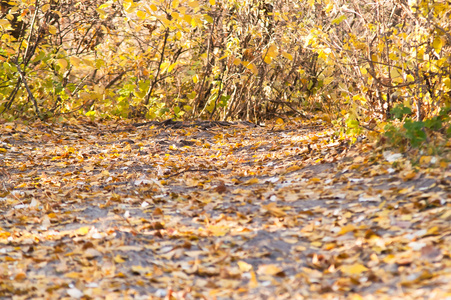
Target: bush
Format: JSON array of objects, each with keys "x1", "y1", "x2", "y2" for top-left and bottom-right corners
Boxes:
[{"x1": 0, "y1": 0, "x2": 449, "y2": 129}]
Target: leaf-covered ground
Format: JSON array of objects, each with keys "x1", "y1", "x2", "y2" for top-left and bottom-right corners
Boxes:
[{"x1": 1, "y1": 119, "x2": 451, "y2": 299}]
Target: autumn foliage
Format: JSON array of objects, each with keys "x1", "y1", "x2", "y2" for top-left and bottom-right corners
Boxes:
[
  {"x1": 2, "y1": 119, "x2": 451, "y2": 299},
  {"x1": 0, "y1": 0, "x2": 450, "y2": 133},
  {"x1": 2, "y1": 1, "x2": 451, "y2": 297}
]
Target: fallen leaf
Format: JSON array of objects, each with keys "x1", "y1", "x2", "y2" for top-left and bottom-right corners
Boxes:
[
  {"x1": 261, "y1": 202, "x2": 287, "y2": 217},
  {"x1": 257, "y1": 264, "x2": 285, "y2": 277},
  {"x1": 237, "y1": 261, "x2": 253, "y2": 272},
  {"x1": 340, "y1": 263, "x2": 368, "y2": 276}
]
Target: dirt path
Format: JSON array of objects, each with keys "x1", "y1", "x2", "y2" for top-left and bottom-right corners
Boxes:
[{"x1": 1, "y1": 119, "x2": 450, "y2": 299}]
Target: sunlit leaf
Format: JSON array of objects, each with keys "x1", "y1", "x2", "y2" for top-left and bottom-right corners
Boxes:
[
  {"x1": 137, "y1": 10, "x2": 146, "y2": 19},
  {"x1": 237, "y1": 261, "x2": 253, "y2": 272},
  {"x1": 340, "y1": 263, "x2": 368, "y2": 276}
]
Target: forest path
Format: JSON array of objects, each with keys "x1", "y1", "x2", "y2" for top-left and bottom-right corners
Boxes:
[{"x1": 1, "y1": 119, "x2": 450, "y2": 299}]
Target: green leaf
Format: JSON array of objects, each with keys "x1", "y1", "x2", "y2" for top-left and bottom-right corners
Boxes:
[{"x1": 391, "y1": 104, "x2": 412, "y2": 120}]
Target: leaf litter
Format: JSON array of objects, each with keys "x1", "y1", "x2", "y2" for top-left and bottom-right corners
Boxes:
[{"x1": 1, "y1": 118, "x2": 451, "y2": 299}]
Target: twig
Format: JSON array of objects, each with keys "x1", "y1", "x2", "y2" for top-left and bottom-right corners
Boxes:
[
  {"x1": 16, "y1": 62, "x2": 42, "y2": 119},
  {"x1": 361, "y1": 125, "x2": 377, "y2": 132},
  {"x1": 2, "y1": 0, "x2": 41, "y2": 115},
  {"x1": 196, "y1": 19, "x2": 215, "y2": 114},
  {"x1": 22, "y1": 0, "x2": 40, "y2": 65},
  {"x1": 105, "y1": 70, "x2": 127, "y2": 89},
  {"x1": 266, "y1": 99, "x2": 310, "y2": 119},
  {"x1": 144, "y1": 29, "x2": 169, "y2": 107},
  {"x1": 1, "y1": 80, "x2": 21, "y2": 112}
]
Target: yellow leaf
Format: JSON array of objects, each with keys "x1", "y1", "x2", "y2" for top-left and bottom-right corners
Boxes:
[
  {"x1": 390, "y1": 68, "x2": 403, "y2": 83},
  {"x1": 206, "y1": 224, "x2": 229, "y2": 236},
  {"x1": 203, "y1": 14, "x2": 213, "y2": 23},
  {"x1": 115, "y1": 272, "x2": 126, "y2": 278},
  {"x1": 444, "y1": 77, "x2": 451, "y2": 89},
  {"x1": 48, "y1": 25, "x2": 57, "y2": 35},
  {"x1": 338, "y1": 224, "x2": 355, "y2": 235},
  {"x1": 14, "y1": 272, "x2": 26, "y2": 281},
  {"x1": 340, "y1": 263, "x2": 368, "y2": 276},
  {"x1": 209, "y1": 0, "x2": 215, "y2": 4},
  {"x1": 323, "y1": 76, "x2": 333, "y2": 86},
  {"x1": 64, "y1": 272, "x2": 82, "y2": 279},
  {"x1": 323, "y1": 242, "x2": 336, "y2": 250},
  {"x1": 47, "y1": 212, "x2": 57, "y2": 218},
  {"x1": 183, "y1": 14, "x2": 192, "y2": 23},
  {"x1": 150, "y1": 4, "x2": 158, "y2": 11},
  {"x1": 399, "y1": 186, "x2": 414, "y2": 194},
  {"x1": 401, "y1": 170, "x2": 416, "y2": 181},
  {"x1": 137, "y1": 10, "x2": 146, "y2": 19},
  {"x1": 285, "y1": 165, "x2": 300, "y2": 173},
  {"x1": 83, "y1": 58, "x2": 95, "y2": 68},
  {"x1": 74, "y1": 226, "x2": 90, "y2": 236},
  {"x1": 70, "y1": 56, "x2": 81, "y2": 67},
  {"x1": 114, "y1": 254, "x2": 126, "y2": 263},
  {"x1": 41, "y1": 4, "x2": 50, "y2": 12},
  {"x1": 311, "y1": 241, "x2": 322, "y2": 247},
  {"x1": 419, "y1": 156, "x2": 431, "y2": 165},
  {"x1": 57, "y1": 58, "x2": 67, "y2": 70},
  {"x1": 294, "y1": 245, "x2": 306, "y2": 252},
  {"x1": 282, "y1": 51, "x2": 293, "y2": 61},
  {"x1": 406, "y1": 74, "x2": 415, "y2": 82},
  {"x1": 243, "y1": 62, "x2": 258, "y2": 75},
  {"x1": 264, "y1": 55, "x2": 273, "y2": 64},
  {"x1": 400, "y1": 214, "x2": 412, "y2": 221},
  {"x1": 237, "y1": 261, "x2": 253, "y2": 272},
  {"x1": 267, "y1": 45, "x2": 278, "y2": 57},
  {"x1": 0, "y1": 19, "x2": 11, "y2": 30},
  {"x1": 160, "y1": 61, "x2": 169, "y2": 71},
  {"x1": 241, "y1": 60, "x2": 250, "y2": 68},
  {"x1": 432, "y1": 37, "x2": 443, "y2": 53},
  {"x1": 123, "y1": 0, "x2": 137, "y2": 13},
  {"x1": 427, "y1": 226, "x2": 439, "y2": 235},
  {"x1": 263, "y1": 45, "x2": 278, "y2": 64},
  {"x1": 276, "y1": 118, "x2": 284, "y2": 124},
  {"x1": 168, "y1": 62, "x2": 178, "y2": 73},
  {"x1": 243, "y1": 177, "x2": 259, "y2": 185},
  {"x1": 0, "y1": 148, "x2": 7, "y2": 153},
  {"x1": 96, "y1": 8, "x2": 107, "y2": 18},
  {"x1": 188, "y1": 0, "x2": 199, "y2": 8},
  {"x1": 262, "y1": 202, "x2": 287, "y2": 217},
  {"x1": 257, "y1": 264, "x2": 284, "y2": 276}
]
